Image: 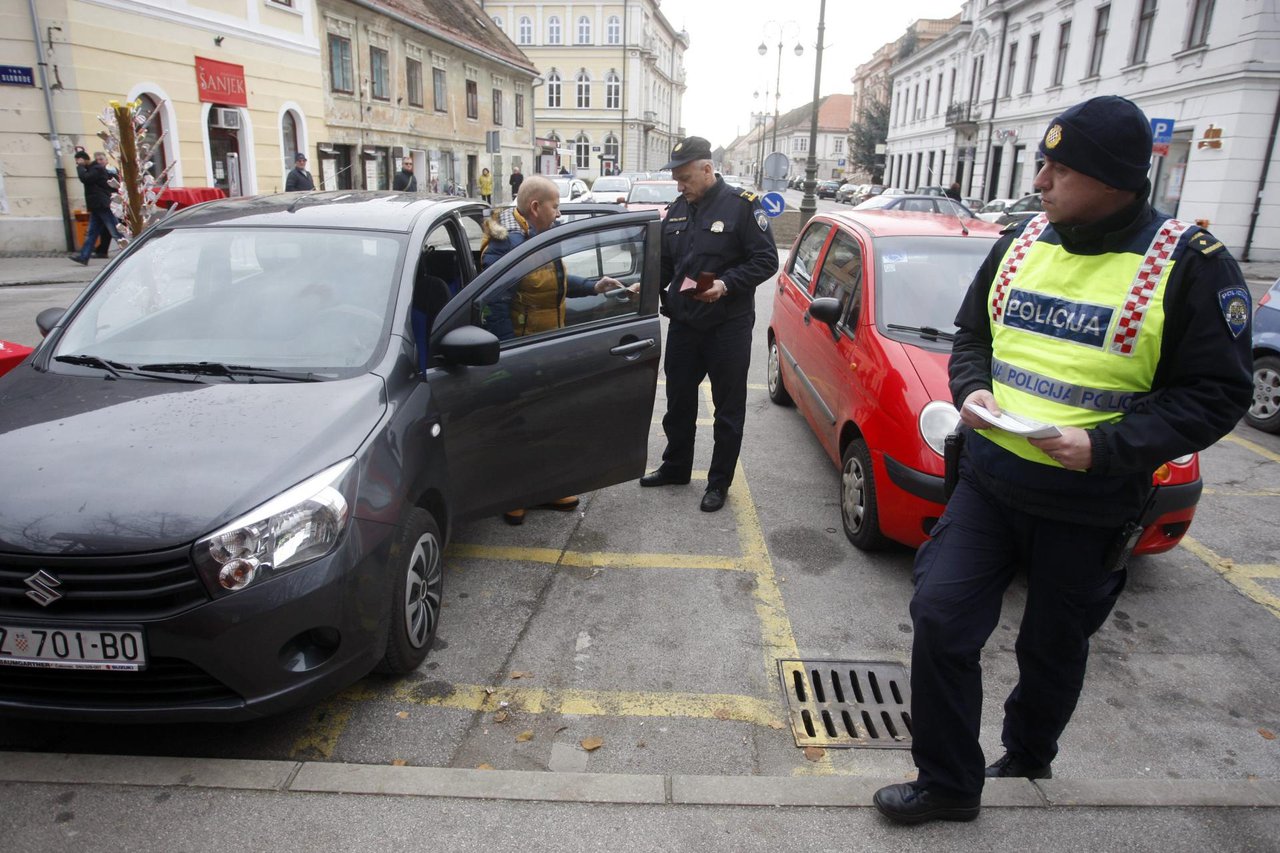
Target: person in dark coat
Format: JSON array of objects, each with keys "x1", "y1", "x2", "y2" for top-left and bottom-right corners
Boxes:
[
  {"x1": 72, "y1": 149, "x2": 122, "y2": 265},
  {"x1": 286, "y1": 153, "x2": 315, "y2": 191},
  {"x1": 393, "y1": 156, "x2": 417, "y2": 191},
  {"x1": 945, "y1": 182, "x2": 962, "y2": 200},
  {"x1": 638, "y1": 136, "x2": 779, "y2": 513},
  {"x1": 509, "y1": 166, "x2": 523, "y2": 197}
]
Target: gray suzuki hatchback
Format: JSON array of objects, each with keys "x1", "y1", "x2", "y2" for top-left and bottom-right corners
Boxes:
[{"x1": 0, "y1": 192, "x2": 661, "y2": 721}]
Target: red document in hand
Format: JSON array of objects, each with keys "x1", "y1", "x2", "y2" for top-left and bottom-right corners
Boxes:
[{"x1": 679, "y1": 271, "x2": 717, "y2": 295}]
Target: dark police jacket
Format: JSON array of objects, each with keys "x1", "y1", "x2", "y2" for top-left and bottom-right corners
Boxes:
[
  {"x1": 950, "y1": 196, "x2": 1253, "y2": 524},
  {"x1": 660, "y1": 177, "x2": 778, "y2": 330}
]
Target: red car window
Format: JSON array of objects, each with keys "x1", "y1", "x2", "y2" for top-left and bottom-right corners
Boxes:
[
  {"x1": 813, "y1": 229, "x2": 864, "y2": 322},
  {"x1": 788, "y1": 222, "x2": 832, "y2": 293}
]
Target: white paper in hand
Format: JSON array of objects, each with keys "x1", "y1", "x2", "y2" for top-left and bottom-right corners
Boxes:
[{"x1": 965, "y1": 402, "x2": 1062, "y2": 439}]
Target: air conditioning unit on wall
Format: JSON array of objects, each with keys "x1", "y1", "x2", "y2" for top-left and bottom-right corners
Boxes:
[{"x1": 211, "y1": 108, "x2": 241, "y2": 130}]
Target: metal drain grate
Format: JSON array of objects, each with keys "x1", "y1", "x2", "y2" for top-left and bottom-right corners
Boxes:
[{"x1": 777, "y1": 659, "x2": 912, "y2": 749}]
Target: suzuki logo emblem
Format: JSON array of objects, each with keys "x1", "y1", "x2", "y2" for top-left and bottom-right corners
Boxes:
[{"x1": 24, "y1": 570, "x2": 64, "y2": 607}]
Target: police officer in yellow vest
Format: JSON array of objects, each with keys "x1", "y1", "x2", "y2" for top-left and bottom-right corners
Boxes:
[{"x1": 874, "y1": 96, "x2": 1253, "y2": 825}]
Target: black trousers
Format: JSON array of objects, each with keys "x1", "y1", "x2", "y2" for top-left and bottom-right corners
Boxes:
[
  {"x1": 909, "y1": 458, "x2": 1126, "y2": 798},
  {"x1": 657, "y1": 315, "x2": 753, "y2": 491}
]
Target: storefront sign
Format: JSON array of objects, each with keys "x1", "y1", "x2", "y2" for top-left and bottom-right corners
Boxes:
[{"x1": 195, "y1": 56, "x2": 247, "y2": 106}]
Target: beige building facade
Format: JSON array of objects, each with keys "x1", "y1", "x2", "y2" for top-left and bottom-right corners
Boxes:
[
  {"x1": 484, "y1": 1, "x2": 688, "y2": 178},
  {"x1": 3, "y1": 0, "x2": 326, "y2": 252}
]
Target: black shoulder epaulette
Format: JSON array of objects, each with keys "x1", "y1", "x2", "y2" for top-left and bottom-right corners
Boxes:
[
  {"x1": 1188, "y1": 228, "x2": 1225, "y2": 256},
  {"x1": 738, "y1": 189, "x2": 759, "y2": 203}
]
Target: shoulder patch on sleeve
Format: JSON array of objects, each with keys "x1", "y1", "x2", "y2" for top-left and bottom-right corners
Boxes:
[
  {"x1": 754, "y1": 209, "x2": 770, "y2": 231},
  {"x1": 1190, "y1": 229, "x2": 1225, "y2": 256},
  {"x1": 1218, "y1": 286, "x2": 1250, "y2": 338},
  {"x1": 739, "y1": 189, "x2": 759, "y2": 203}
]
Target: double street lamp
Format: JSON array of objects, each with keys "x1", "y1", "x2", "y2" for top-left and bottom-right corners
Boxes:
[{"x1": 757, "y1": 21, "x2": 803, "y2": 182}]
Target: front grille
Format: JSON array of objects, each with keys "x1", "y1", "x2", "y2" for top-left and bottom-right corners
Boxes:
[
  {"x1": 0, "y1": 657, "x2": 241, "y2": 708},
  {"x1": 0, "y1": 545, "x2": 209, "y2": 620}
]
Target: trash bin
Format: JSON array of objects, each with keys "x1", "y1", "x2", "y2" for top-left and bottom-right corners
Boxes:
[{"x1": 73, "y1": 209, "x2": 90, "y2": 248}]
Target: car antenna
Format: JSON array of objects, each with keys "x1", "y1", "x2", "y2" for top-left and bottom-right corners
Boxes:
[{"x1": 949, "y1": 201, "x2": 970, "y2": 237}]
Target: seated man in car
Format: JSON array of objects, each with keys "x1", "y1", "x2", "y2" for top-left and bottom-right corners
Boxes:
[{"x1": 478, "y1": 175, "x2": 634, "y2": 525}]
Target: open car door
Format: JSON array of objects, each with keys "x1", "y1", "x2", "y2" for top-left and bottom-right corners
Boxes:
[{"x1": 426, "y1": 210, "x2": 662, "y2": 520}]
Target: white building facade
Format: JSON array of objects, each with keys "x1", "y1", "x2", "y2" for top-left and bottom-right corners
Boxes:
[
  {"x1": 485, "y1": 1, "x2": 688, "y2": 178},
  {"x1": 884, "y1": 0, "x2": 1280, "y2": 259}
]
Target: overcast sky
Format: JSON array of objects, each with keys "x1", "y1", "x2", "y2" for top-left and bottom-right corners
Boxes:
[{"x1": 661, "y1": 0, "x2": 966, "y2": 148}]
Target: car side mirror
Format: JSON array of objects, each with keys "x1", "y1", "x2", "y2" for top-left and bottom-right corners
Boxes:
[
  {"x1": 36, "y1": 307, "x2": 66, "y2": 338},
  {"x1": 809, "y1": 297, "x2": 842, "y2": 326},
  {"x1": 436, "y1": 325, "x2": 500, "y2": 366}
]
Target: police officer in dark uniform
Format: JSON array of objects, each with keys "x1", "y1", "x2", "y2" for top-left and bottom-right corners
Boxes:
[
  {"x1": 638, "y1": 136, "x2": 779, "y2": 511},
  {"x1": 873, "y1": 96, "x2": 1253, "y2": 825}
]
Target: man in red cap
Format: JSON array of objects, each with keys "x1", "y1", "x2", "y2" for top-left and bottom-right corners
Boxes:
[{"x1": 874, "y1": 96, "x2": 1253, "y2": 824}]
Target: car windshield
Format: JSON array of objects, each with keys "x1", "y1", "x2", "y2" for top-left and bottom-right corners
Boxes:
[
  {"x1": 628, "y1": 183, "x2": 679, "y2": 204},
  {"x1": 592, "y1": 178, "x2": 629, "y2": 192},
  {"x1": 552, "y1": 178, "x2": 574, "y2": 198},
  {"x1": 853, "y1": 195, "x2": 895, "y2": 210},
  {"x1": 52, "y1": 227, "x2": 406, "y2": 378},
  {"x1": 874, "y1": 236, "x2": 996, "y2": 339},
  {"x1": 980, "y1": 200, "x2": 1007, "y2": 213},
  {"x1": 1008, "y1": 194, "x2": 1043, "y2": 213}
]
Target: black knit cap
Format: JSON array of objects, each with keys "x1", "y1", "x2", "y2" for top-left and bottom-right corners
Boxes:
[{"x1": 1038, "y1": 96, "x2": 1152, "y2": 190}]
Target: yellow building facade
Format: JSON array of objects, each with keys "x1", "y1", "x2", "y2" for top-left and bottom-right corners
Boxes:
[{"x1": 3, "y1": 0, "x2": 325, "y2": 251}]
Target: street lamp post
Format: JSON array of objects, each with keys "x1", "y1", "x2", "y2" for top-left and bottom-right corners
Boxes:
[
  {"x1": 530, "y1": 76, "x2": 545, "y2": 178},
  {"x1": 758, "y1": 22, "x2": 803, "y2": 171},
  {"x1": 798, "y1": 0, "x2": 827, "y2": 227}
]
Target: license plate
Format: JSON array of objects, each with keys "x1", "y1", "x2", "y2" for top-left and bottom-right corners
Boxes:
[{"x1": 0, "y1": 624, "x2": 147, "y2": 671}]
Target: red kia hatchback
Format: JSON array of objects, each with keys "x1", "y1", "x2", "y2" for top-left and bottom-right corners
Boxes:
[{"x1": 767, "y1": 209, "x2": 1201, "y2": 555}]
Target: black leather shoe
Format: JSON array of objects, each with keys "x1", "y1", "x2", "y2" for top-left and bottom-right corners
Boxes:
[
  {"x1": 639, "y1": 469, "x2": 690, "y2": 487},
  {"x1": 873, "y1": 782, "x2": 980, "y2": 825},
  {"x1": 700, "y1": 487, "x2": 726, "y2": 512},
  {"x1": 70, "y1": 255, "x2": 89, "y2": 266},
  {"x1": 985, "y1": 752, "x2": 1052, "y2": 780}
]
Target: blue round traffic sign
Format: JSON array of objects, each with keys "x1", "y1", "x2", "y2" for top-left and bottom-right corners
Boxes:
[{"x1": 761, "y1": 192, "x2": 786, "y2": 218}]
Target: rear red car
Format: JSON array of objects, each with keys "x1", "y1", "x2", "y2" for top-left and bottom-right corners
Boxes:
[{"x1": 767, "y1": 209, "x2": 1200, "y2": 554}]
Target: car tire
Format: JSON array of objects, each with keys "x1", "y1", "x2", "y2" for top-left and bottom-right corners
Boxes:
[
  {"x1": 767, "y1": 336, "x2": 793, "y2": 406},
  {"x1": 1246, "y1": 354, "x2": 1280, "y2": 434},
  {"x1": 377, "y1": 507, "x2": 444, "y2": 675},
  {"x1": 841, "y1": 439, "x2": 889, "y2": 551}
]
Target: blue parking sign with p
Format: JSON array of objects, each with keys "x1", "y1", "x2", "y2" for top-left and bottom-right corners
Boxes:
[{"x1": 1150, "y1": 118, "x2": 1175, "y2": 144}]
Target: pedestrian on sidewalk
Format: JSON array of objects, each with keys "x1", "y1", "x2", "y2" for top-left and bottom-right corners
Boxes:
[
  {"x1": 509, "y1": 166, "x2": 523, "y2": 197},
  {"x1": 71, "y1": 149, "x2": 122, "y2": 265},
  {"x1": 872, "y1": 96, "x2": 1254, "y2": 826},
  {"x1": 478, "y1": 168, "x2": 493, "y2": 204},
  {"x1": 393, "y1": 156, "x2": 418, "y2": 191},
  {"x1": 637, "y1": 136, "x2": 778, "y2": 513},
  {"x1": 286, "y1": 153, "x2": 315, "y2": 191}
]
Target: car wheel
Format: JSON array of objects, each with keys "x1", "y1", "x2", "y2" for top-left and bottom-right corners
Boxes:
[
  {"x1": 1246, "y1": 355, "x2": 1280, "y2": 434},
  {"x1": 767, "y1": 336, "x2": 793, "y2": 406},
  {"x1": 840, "y1": 439, "x2": 889, "y2": 551},
  {"x1": 377, "y1": 507, "x2": 444, "y2": 675}
]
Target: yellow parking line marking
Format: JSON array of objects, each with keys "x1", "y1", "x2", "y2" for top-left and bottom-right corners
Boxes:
[
  {"x1": 1179, "y1": 535, "x2": 1280, "y2": 620},
  {"x1": 1221, "y1": 433, "x2": 1280, "y2": 465},
  {"x1": 290, "y1": 701, "x2": 354, "y2": 760},
  {"x1": 446, "y1": 543, "x2": 746, "y2": 572},
  {"x1": 339, "y1": 681, "x2": 782, "y2": 728}
]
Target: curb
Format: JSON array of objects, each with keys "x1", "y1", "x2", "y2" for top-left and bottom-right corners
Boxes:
[{"x1": 2, "y1": 752, "x2": 1277, "y2": 808}]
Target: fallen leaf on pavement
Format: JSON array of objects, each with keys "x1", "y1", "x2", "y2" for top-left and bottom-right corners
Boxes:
[
  {"x1": 712, "y1": 708, "x2": 731, "y2": 721},
  {"x1": 803, "y1": 747, "x2": 825, "y2": 762},
  {"x1": 391, "y1": 759, "x2": 407, "y2": 766},
  {"x1": 510, "y1": 671, "x2": 531, "y2": 679},
  {"x1": 1260, "y1": 728, "x2": 1276, "y2": 740},
  {"x1": 516, "y1": 730, "x2": 534, "y2": 742},
  {"x1": 580, "y1": 736, "x2": 604, "y2": 752},
  {"x1": 768, "y1": 720, "x2": 786, "y2": 730},
  {"x1": 396, "y1": 711, "x2": 409, "y2": 720},
  {"x1": 476, "y1": 763, "x2": 495, "y2": 771},
  {"x1": 493, "y1": 710, "x2": 509, "y2": 723},
  {"x1": 555, "y1": 725, "x2": 569, "y2": 734}
]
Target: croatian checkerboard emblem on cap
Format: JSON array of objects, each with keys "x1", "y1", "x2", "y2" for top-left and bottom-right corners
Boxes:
[
  {"x1": 1045, "y1": 124, "x2": 1063, "y2": 149},
  {"x1": 1218, "y1": 287, "x2": 1249, "y2": 338}
]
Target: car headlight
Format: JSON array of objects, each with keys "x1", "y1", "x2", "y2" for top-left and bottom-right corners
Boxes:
[
  {"x1": 920, "y1": 400, "x2": 962, "y2": 457},
  {"x1": 193, "y1": 458, "x2": 356, "y2": 596}
]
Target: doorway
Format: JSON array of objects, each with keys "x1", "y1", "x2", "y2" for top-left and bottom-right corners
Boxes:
[
  {"x1": 467, "y1": 154, "x2": 478, "y2": 197},
  {"x1": 208, "y1": 126, "x2": 241, "y2": 196}
]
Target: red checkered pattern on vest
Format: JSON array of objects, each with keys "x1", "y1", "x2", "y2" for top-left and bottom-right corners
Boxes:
[
  {"x1": 990, "y1": 214, "x2": 1050, "y2": 323},
  {"x1": 1108, "y1": 219, "x2": 1190, "y2": 356}
]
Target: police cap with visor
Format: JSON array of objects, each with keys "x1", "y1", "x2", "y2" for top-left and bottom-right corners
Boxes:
[{"x1": 662, "y1": 136, "x2": 713, "y2": 170}]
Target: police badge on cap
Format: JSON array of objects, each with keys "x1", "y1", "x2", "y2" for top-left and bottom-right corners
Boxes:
[{"x1": 662, "y1": 136, "x2": 713, "y2": 170}]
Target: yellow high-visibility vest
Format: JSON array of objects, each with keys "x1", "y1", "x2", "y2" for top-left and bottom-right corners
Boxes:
[{"x1": 983, "y1": 213, "x2": 1193, "y2": 466}]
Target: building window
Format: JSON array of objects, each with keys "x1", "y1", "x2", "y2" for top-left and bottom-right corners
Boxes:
[
  {"x1": 406, "y1": 58, "x2": 423, "y2": 107},
  {"x1": 1024, "y1": 34, "x2": 1039, "y2": 93},
  {"x1": 575, "y1": 133, "x2": 591, "y2": 169},
  {"x1": 137, "y1": 92, "x2": 170, "y2": 179},
  {"x1": 370, "y1": 47, "x2": 390, "y2": 100},
  {"x1": 1087, "y1": 4, "x2": 1109, "y2": 78},
  {"x1": 518, "y1": 16, "x2": 532, "y2": 45},
  {"x1": 833, "y1": 137, "x2": 844, "y2": 155},
  {"x1": 328, "y1": 34, "x2": 353, "y2": 94},
  {"x1": 1131, "y1": 0, "x2": 1156, "y2": 64},
  {"x1": 577, "y1": 15, "x2": 592, "y2": 45},
  {"x1": 492, "y1": 89, "x2": 503, "y2": 125},
  {"x1": 466, "y1": 79, "x2": 478, "y2": 119},
  {"x1": 1053, "y1": 21, "x2": 1071, "y2": 85},
  {"x1": 605, "y1": 71, "x2": 621, "y2": 109},
  {"x1": 433, "y1": 67, "x2": 447, "y2": 111},
  {"x1": 604, "y1": 133, "x2": 619, "y2": 161},
  {"x1": 547, "y1": 71, "x2": 561, "y2": 108},
  {"x1": 576, "y1": 71, "x2": 591, "y2": 108},
  {"x1": 548, "y1": 16, "x2": 561, "y2": 45},
  {"x1": 515, "y1": 92, "x2": 525, "y2": 126},
  {"x1": 792, "y1": 136, "x2": 808, "y2": 154},
  {"x1": 969, "y1": 55, "x2": 984, "y2": 103},
  {"x1": 1004, "y1": 41, "x2": 1017, "y2": 97},
  {"x1": 607, "y1": 15, "x2": 621, "y2": 45},
  {"x1": 1187, "y1": 0, "x2": 1214, "y2": 48},
  {"x1": 924, "y1": 79, "x2": 931, "y2": 114},
  {"x1": 492, "y1": 16, "x2": 503, "y2": 30}
]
